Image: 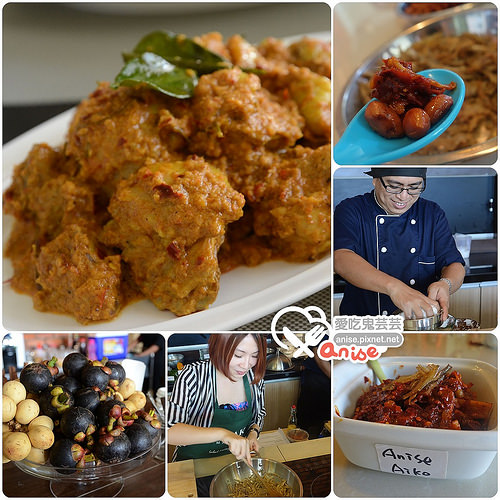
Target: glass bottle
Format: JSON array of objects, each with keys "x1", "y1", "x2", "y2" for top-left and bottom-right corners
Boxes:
[{"x1": 288, "y1": 404, "x2": 297, "y2": 429}]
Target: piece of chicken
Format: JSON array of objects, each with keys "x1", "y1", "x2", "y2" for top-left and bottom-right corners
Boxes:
[{"x1": 101, "y1": 156, "x2": 245, "y2": 316}]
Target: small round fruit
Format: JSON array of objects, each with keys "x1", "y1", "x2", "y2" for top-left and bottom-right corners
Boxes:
[
  {"x1": 26, "y1": 446, "x2": 48, "y2": 465},
  {"x1": 15, "y1": 399, "x2": 40, "y2": 425},
  {"x1": 3, "y1": 380, "x2": 27, "y2": 405},
  {"x1": 55, "y1": 374, "x2": 82, "y2": 394},
  {"x1": 49, "y1": 438, "x2": 85, "y2": 474},
  {"x1": 403, "y1": 108, "x2": 431, "y2": 139},
  {"x1": 128, "y1": 391, "x2": 146, "y2": 411},
  {"x1": 123, "y1": 399, "x2": 137, "y2": 414},
  {"x1": 28, "y1": 425, "x2": 55, "y2": 450},
  {"x1": 20, "y1": 363, "x2": 53, "y2": 393},
  {"x1": 3, "y1": 395, "x2": 16, "y2": 422},
  {"x1": 126, "y1": 422, "x2": 153, "y2": 456},
  {"x1": 38, "y1": 386, "x2": 74, "y2": 419},
  {"x1": 3, "y1": 431, "x2": 31, "y2": 461},
  {"x1": 94, "y1": 431, "x2": 131, "y2": 463},
  {"x1": 60, "y1": 407, "x2": 96, "y2": 442},
  {"x1": 80, "y1": 364, "x2": 110, "y2": 392},
  {"x1": 118, "y1": 378, "x2": 136, "y2": 400},
  {"x1": 28, "y1": 415, "x2": 54, "y2": 431},
  {"x1": 62, "y1": 352, "x2": 89, "y2": 379},
  {"x1": 74, "y1": 387, "x2": 100, "y2": 413},
  {"x1": 106, "y1": 361, "x2": 126, "y2": 386}
]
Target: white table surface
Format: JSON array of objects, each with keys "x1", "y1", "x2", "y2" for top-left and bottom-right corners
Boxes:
[
  {"x1": 334, "y1": 332, "x2": 498, "y2": 497},
  {"x1": 3, "y1": 2, "x2": 331, "y2": 105}
]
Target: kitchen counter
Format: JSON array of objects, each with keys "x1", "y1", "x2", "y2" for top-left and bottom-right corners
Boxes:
[
  {"x1": 2, "y1": 444, "x2": 165, "y2": 497},
  {"x1": 168, "y1": 434, "x2": 331, "y2": 497}
]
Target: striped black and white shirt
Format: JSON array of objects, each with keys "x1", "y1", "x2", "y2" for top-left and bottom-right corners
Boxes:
[{"x1": 167, "y1": 359, "x2": 266, "y2": 432}]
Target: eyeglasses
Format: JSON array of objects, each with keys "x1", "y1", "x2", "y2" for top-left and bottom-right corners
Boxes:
[{"x1": 379, "y1": 177, "x2": 426, "y2": 195}]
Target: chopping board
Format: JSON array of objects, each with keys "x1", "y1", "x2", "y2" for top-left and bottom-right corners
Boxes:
[{"x1": 168, "y1": 459, "x2": 198, "y2": 497}]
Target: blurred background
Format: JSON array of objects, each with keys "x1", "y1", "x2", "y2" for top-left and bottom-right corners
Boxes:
[
  {"x1": 2, "y1": 332, "x2": 165, "y2": 394},
  {"x1": 3, "y1": 2, "x2": 331, "y2": 142}
]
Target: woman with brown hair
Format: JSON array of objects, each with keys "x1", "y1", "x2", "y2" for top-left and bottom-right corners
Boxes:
[{"x1": 167, "y1": 333, "x2": 267, "y2": 464}]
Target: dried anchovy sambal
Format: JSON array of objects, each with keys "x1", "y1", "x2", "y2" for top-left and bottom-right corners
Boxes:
[{"x1": 353, "y1": 364, "x2": 493, "y2": 430}]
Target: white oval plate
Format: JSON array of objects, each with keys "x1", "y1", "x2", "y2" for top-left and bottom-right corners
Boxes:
[{"x1": 2, "y1": 32, "x2": 331, "y2": 331}]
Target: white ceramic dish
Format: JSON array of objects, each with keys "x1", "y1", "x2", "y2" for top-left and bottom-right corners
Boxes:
[
  {"x1": 2, "y1": 30, "x2": 331, "y2": 331},
  {"x1": 333, "y1": 356, "x2": 497, "y2": 480}
]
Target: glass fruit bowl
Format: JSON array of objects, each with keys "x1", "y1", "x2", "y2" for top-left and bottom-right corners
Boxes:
[{"x1": 13, "y1": 431, "x2": 163, "y2": 497}]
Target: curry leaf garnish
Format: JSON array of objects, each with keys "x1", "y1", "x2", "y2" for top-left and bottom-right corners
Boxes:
[
  {"x1": 112, "y1": 52, "x2": 198, "y2": 98},
  {"x1": 124, "y1": 30, "x2": 232, "y2": 74}
]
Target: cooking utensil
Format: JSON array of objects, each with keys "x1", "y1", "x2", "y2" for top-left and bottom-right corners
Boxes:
[
  {"x1": 334, "y1": 69, "x2": 465, "y2": 165},
  {"x1": 266, "y1": 350, "x2": 294, "y2": 371},
  {"x1": 336, "y1": 5, "x2": 497, "y2": 164},
  {"x1": 209, "y1": 457, "x2": 303, "y2": 497}
]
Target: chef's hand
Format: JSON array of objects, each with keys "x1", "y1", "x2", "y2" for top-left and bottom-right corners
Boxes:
[
  {"x1": 247, "y1": 429, "x2": 260, "y2": 453},
  {"x1": 427, "y1": 280, "x2": 450, "y2": 320},
  {"x1": 221, "y1": 431, "x2": 252, "y2": 464},
  {"x1": 389, "y1": 282, "x2": 440, "y2": 319}
]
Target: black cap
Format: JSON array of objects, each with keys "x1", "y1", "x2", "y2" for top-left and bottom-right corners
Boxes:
[{"x1": 364, "y1": 168, "x2": 427, "y2": 180}]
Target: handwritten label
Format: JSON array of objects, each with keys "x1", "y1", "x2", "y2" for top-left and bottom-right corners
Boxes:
[{"x1": 375, "y1": 444, "x2": 448, "y2": 479}]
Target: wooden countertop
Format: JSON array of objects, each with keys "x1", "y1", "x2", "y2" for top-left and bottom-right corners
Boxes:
[
  {"x1": 168, "y1": 434, "x2": 332, "y2": 497},
  {"x1": 2, "y1": 452, "x2": 165, "y2": 497}
]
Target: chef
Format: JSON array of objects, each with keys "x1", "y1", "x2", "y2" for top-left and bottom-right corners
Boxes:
[{"x1": 334, "y1": 167, "x2": 465, "y2": 319}]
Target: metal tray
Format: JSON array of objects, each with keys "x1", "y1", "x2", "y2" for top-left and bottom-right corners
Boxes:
[{"x1": 336, "y1": 4, "x2": 498, "y2": 164}]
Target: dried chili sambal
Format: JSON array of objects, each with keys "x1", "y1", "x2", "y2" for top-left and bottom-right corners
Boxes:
[
  {"x1": 352, "y1": 364, "x2": 492, "y2": 430},
  {"x1": 369, "y1": 57, "x2": 456, "y2": 115}
]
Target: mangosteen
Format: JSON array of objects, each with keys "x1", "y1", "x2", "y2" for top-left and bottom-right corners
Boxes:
[
  {"x1": 55, "y1": 374, "x2": 82, "y2": 394},
  {"x1": 49, "y1": 438, "x2": 85, "y2": 474},
  {"x1": 96, "y1": 399, "x2": 135, "y2": 430},
  {"x1": 93, "y1": 428, "x2": 131, "y2": 463},
  {"x1": 74, "y1": 387, "x2": 101, "y2": 413},
  {"x1": 39, "y1": 385, "x2": 74, "y2": 419},
  {"x1": 20, "y1": 362, "x2": 53, "y2": 393},
  {"x1": 62, "y1": 352, "x2": 89, "y2": 379},
  {"x1": 80, "y1": 362, "x2": 111, "y2": 392},
  {"x1": 126, "y1": 422, "x2": 153, "y2": 456},
  {"x1": 135, "y1": 410, "x2": 161, "y2": 439},
  {"x1": 105, "y1": 360, "x2": 126, "y2": 388},
  {"x1": 60, "y1": 406, "x2": 96, "y2": 443}
]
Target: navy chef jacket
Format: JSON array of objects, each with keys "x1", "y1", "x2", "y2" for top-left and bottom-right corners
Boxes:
[{"x1": 334, "y1": 191, "x2": 465, "y2": 316}]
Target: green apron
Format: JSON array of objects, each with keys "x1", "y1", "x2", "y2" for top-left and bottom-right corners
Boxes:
[{"x1": 176, "y1": 374, "x2": 253, "y2": 461}]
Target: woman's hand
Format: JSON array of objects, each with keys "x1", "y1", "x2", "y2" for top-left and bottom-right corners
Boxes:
[
  {"x1": 247, "y1": 429, "x2": 260, "y2": 453},
  {"x1": 221, "y1": 430, "x2": 252, "y2": 464}
]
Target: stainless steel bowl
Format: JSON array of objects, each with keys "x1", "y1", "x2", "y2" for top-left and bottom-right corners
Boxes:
[
  {"x1": 337, "y1": 4, "x2": 498, "y2": 164},
  {"x1": 397, "y1": 2, "x2": 477, "y2": 23},
  {"x1": 209, "y1": 457, "x2": 303, "y2": 497},
  {"x1": 266, "y1": 351, "x2": 294, "y2": 371},
  {"x1": 403, "y1": 314, "x2": 441, "y2": 331}
]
